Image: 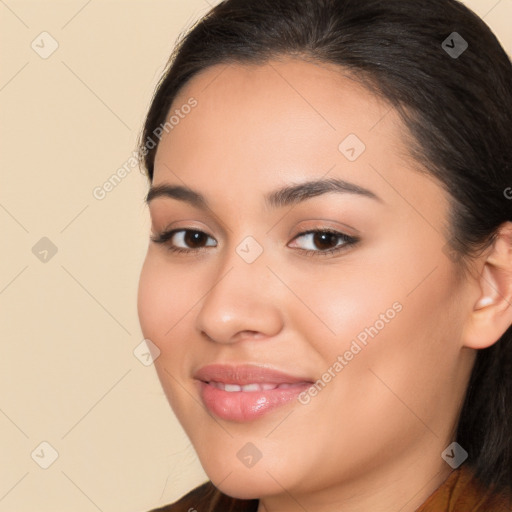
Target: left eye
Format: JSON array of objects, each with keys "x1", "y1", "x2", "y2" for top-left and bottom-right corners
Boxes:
[{"x1": 289, "y1": 230, "x2": 358, "y2": 254}]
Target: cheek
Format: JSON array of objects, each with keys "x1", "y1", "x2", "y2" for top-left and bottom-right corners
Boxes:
[
  {"x1": 296, "y1": 246, "x2": 462, "y2": 415},
  {"x1": 137, "y1": 256, "x2": 195, "y2": 411},
  {"x1": 137, "y1": 253, "x2": 212, "y2": 386},
  {"x1": 137, "y1": 254, "x2": 187, "y2": 347},
  {"x1": 286, "y1": 264, "x2": 401, "y2": 356},
  {"x1": 306, "y1": 237, "x2": 454, "y2": 357},
  {"x1": 328, "y1": 264, "x2": 462, "y2": 429},
  {"x1": 137, "y1": 256, "x2": 165, "y2": 339}
]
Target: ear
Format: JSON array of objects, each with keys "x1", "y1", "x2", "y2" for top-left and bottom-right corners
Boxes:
[{"x1": 462, "y1": 222, "x2": 512, "y2": 349}]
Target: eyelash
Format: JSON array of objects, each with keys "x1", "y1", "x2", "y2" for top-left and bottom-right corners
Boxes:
[{"x1": 150, "y1": 228, "x2": 359, "y2": 258}]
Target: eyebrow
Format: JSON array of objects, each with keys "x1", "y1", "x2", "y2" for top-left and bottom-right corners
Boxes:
[{"x1": 145, "y1": 177, "x2": 381, "y2": 209}]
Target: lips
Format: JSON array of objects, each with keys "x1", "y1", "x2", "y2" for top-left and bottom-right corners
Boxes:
[
  {"x1": 194, "y1": 364, "x2": 314, "y2": 422},
  {"x1": 194, "y1": 363, "x2": 313, "y2": 387},
  {"x1": 208, "y1": 381, "x2": 304, "y2": 392}
]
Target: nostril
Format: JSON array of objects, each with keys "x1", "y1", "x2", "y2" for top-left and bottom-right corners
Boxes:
[{"x1": 235, "y1": 330, "x2": 265, "y2": 342}]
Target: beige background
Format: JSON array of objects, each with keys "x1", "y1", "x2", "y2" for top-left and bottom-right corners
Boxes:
[{"x1": 0, "y1": 1, "x2": 510, "y2": 511}]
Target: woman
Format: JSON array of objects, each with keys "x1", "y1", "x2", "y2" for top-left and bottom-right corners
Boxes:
[{"x1": 136, "y1": 0, "x2": 512, "y2": 510}]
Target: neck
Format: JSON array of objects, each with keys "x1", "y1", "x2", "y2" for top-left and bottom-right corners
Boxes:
[{"x1": 256, "y1": 444, "x2": 454, "y2": 512}]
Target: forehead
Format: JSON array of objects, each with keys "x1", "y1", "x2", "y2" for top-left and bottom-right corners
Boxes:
[
  {"x1": 151, "y1": 57, "x2": 446, "y2": 224},
  {"x1": 165, "y1": 57, "x2": 395, "y2": 149},
  {"x1": 154, "y1": 58, "x2": 401, "y2": 170}
]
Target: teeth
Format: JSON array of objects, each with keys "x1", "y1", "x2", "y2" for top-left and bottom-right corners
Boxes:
[
  {"x1": 224, "y1": 384, "x2": 242, "y2": 392},
  {"x1": 209, "y1": 381, "x2": 300, "y2": 392},
  {"x1": 275, "y1": 383, "x2": 297, "y2": 389},
  {"x1": 241, "y1": 383, "x2": 261, "y2": 392}
]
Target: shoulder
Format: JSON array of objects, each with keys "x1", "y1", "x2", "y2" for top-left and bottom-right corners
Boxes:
[
  {"x1": 417, "y1": 465, "x2": 511, "y2": 512},
  {"x1": 145, "y1": 481, "x2": 259, "y2": 512}
]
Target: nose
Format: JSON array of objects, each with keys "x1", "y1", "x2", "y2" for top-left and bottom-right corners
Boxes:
[{"x1": 194, "y1": 247, "x2": 284, "y2": 345}]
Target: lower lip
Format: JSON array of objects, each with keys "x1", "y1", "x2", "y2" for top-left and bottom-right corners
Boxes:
[{"x1": 198, "y1": 381, "x2": 311, "y2": 422}]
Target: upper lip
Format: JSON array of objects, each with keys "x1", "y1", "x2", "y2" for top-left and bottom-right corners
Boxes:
[{"x1": 194, "y1": 364, "x2": 314, "y2": 386}]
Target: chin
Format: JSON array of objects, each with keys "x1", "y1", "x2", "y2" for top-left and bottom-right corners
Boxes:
[
  {"x1": 195, "y1": 449, "x2": 294, "y2": 499},
  {"x1": 212, "y1": 474, "x2": 284, "y2": 501}
]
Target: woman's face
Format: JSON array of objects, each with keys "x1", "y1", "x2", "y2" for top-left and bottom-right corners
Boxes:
[{"x1": 137, "y1": 58, "x2": 477, "y2": 505}]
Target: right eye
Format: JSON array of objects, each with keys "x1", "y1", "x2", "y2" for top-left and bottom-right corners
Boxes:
[{"x1": 150, "y1": 229, "x2": 217, "y2": 254}]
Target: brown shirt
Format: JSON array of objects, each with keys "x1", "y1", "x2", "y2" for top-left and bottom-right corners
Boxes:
[{"x1": 149, "y1": 466, "x2": 511, "y2": 512}]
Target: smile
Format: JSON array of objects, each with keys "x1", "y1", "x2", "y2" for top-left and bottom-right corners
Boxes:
[
  {"x1": 194, "y1": 364, "x2": 314, "y2": 422},
  {"x1": 207, "y1": 381, "x2": 308, "y2": 392}
]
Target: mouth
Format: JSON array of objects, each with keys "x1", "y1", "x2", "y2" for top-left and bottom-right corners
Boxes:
[
  {"x1": 205, "y1": 381, "x2": 308, "y2": 392},
  {"x1": 194, "y1": 364, "x2": 314, "y2": 422}
]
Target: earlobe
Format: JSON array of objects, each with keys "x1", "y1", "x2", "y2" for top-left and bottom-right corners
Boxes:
[
  {"x1": 474, "y1": 295, "x2": 494, "y2": 309},
  {"x1": 473, "y1": 264, "x2": 505, "y2": 311},
  {"x1": 462, "y1": 222, "x2": 512, "y2": 350}
]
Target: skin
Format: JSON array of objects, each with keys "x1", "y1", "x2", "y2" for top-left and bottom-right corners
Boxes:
[{"x1": 137, "y1": 57, "x2": 512, "y2": 512}]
